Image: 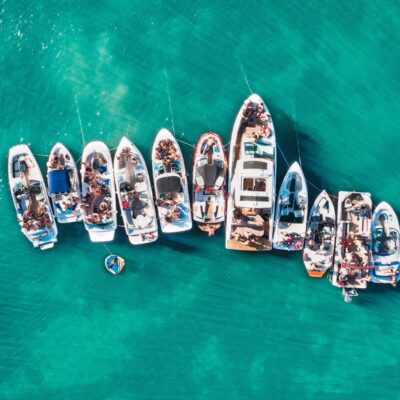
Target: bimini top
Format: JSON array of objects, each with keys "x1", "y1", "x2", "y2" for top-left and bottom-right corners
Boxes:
[
  {"x1": 157, "y1": 175, "x2": 182, "y2": 194},
  {"x1": 196, "y1": 164, "x2": 224, "y2": 187},
  {"x1": 48, "y1": 170, "x2": 71, "y2": 194}
]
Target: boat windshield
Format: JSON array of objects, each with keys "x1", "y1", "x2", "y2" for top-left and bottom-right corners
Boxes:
[{"x1": 244, "y1": 143, "x2": 273, "y2": 158}]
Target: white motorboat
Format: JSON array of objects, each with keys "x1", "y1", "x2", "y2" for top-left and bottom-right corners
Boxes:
[
  {"x1": 302, "y1": 190, "x2": 336, "y2": 277},
  {"x1": 192, "y1": 132, "x2": 227, "y2": 236},
  {"x1": 331, "y1": 191, "x2": 373, "y2": 290},
  {"x1": 80, "y1": 141, "x2": 117, "y2": 242},
  {"x1": 273, "y1": 161, "x2": 308, "y2": 251},
  {"x1": 8, "y1": 144, "x2": 58, "y2": 249},
  {"x1": 225, "y1": 94, "x2": 276, "y2": 251},
  {"x1": 114, "y1": 136, "x2": 158, "y2": 244},
  {"x1": 151, "y1": 129, "x2": 192, "y2": 233}
]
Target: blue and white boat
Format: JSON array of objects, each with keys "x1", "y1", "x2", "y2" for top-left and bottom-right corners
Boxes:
[
  {"x1": 273, "y1": 162, "x2": 308, "y2": 251},
  {"x1": 8, "y1": 144, "x2": 58, "y2": 250},
  {"x1": 151, "y1": 129, "x2": 192, "y2": 233},
  {"x1": 371, "y1": 201, "x2": 400, "y2": 286},
  {"x1": 47, "y1": 143, "x2": 82, "y2": 223},
  {"x1": 114, "y1": 136, "x2": 158, "y2": 244},
  {"x1": 80, "y1": 141, "x2": 117, "y2": 242}
]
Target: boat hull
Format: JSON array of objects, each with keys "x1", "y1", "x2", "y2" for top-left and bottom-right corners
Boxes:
[
  {"x1": 225, "y1": 94, "x2": 276, "y2": 251},
  {"x1": 302, "y1": 190, "x2": 336, "y2": 277},
  {"x1": 192, "y1": 132, "x2": 227, "y2": 230},
  {"x1": 81, "y1": 141, "x2": 117, "y2": 242},
  {"x1": 273, "y1": 162, "x2": 308, "y2": 251},
  {"x1": 8, "y1": 144, "x2": 58, "y2": 249},
  {"x1": 114, "y1": 136, "x2": 158, "y2": 245},
  {"x1": 331, "y1": 191, "x2": 373, "y2": 289},
  {"x1": 151, "y1": 129, "x2": 192, "y2": 233}
]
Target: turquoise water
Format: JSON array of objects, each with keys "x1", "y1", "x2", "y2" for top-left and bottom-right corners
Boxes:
[{"x1": 1, "y1": 1, "x2": 400, "y2": 398}]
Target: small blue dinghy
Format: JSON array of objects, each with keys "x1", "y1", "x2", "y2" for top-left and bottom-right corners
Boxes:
[{"x1": 104, "y1": 255, "x2": 125, "y2": 275}]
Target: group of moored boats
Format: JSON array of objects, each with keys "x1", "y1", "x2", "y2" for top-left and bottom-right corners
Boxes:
[{"x1": 8, "y1": 94, "x2": 399, "y2": 299}]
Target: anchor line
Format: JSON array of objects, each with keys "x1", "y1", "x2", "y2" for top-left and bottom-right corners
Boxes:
[
  {"x1": 102, "y1": 243, "x2": 112, "y2": 255},
  {"x1": 34, "y1": 153, "x2": 50, "y2": 157},
  {"x1": 74, "y1": 95, "x2": 86, "y2": 149},
  {"x1": 294, "y1": 120, "x2": 302, "y2": 167},
  {"x1": 306, "y1": 179, "x2": 323, "y2": 192},
  {"x1": 238, "y1": 59, "x2": 253, "y2": 94},
  {"x1": 176, "y1": 138, "x2": 196, "y2": 149},
  {"x1": 276, "y1": 143, "x2": 289, "y2": 168},
  {"x1": 163, "y1": 68, "x2": 176, "y2": 136}
]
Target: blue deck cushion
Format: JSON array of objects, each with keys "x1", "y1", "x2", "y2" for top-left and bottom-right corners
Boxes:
[{"x1": 48, "y1": 170, "x2": 71, "y2": 194}]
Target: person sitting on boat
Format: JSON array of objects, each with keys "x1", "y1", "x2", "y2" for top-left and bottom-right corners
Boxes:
[
  {"x1": 142, "y1": 232, "x2": 157, "y2": 241},
  {"x1": 99, "y1": 201, "x2": 109, "y2": 212},
  {"x1": 338, "y1": 267, "x2": 349, "y2": 285},
  {"x1": 47, "y1": 154, "x2": 59, "y2": 169},
  {"x1": 261, "y1": 124, "x2": 271, "y2": 136},
  {"x1": 256, "y1": 103, "x2": 264, "y2": 119},
  {"x1": 86, "y1": 213, "x2": 100, "y2": 224},
  {"x1": 57, "y1": 153, "x2": 66, "y2": 169},
  {"x1": 345, "y1": 252, "x2": 357, "y2": 265},
  {"x1": 122, "y1": 196, "x2": 130, "y2": 210},
  {"x1": 62, "y1": 199, "x2": 73, "y2": 210},
  {"x1": 242, "y1": 99, "x2": 252, "y2": 119},
  {"x1": 281, "y1": 231, "x2": 293, "y2": 245},
  {"x1": 22, "y1": 218, "x2": 33, "y2": 230},
  {"x1": 389, "y1": 270, "x2": 399, "y2": 287},
  {"x1": 306, "y1": 238, "x2": 316, "y2": 249},
  {"x1": 202, "y1": 137, "x2": 217, "y2": 155},
  {"x1": 171, "y1": 206, "x2": 181, "y2": 221}
]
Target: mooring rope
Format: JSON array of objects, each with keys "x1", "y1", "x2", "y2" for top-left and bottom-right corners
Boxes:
[
  {"x1": 276, "y1": 143, "x2": 289, "y2": 168},
  {"x1": 176, "y1": 138, "x2": 196, "y2": 149},
  {"x1": 163, "y1": 68, "x2": 176, "y2": 136}
]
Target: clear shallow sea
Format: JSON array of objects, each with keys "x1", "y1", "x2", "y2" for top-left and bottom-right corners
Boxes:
[{"x1": 1, "y1": 1, "x2": 400, "y2": 399}]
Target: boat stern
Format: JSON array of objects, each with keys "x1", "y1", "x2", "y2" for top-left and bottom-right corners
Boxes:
[{"x1": 89, "y1": 230, "x2": 115, "y2": 242}]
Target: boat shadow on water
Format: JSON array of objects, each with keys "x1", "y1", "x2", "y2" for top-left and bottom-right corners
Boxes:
[
  {"x1": 359, "y1": 283, "x2": 400, "y2": 304},
  {"x1": 269, "y1": 107, "x2": 327, "y2": 198},
  {"x1": 157, "y1": 231, "x2": 200, "y2": 253}
]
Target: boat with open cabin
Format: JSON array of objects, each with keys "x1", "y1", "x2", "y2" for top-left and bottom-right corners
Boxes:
[
  {"x1": 273, "y1": 162, "x2": 308, "y2": 251},
  {"x1": 8, "y1": 144, "x2": 58, "y2": 249},
  {"x1": 225, "y1": 94, "x2": 276, "y2": 251},
  {"x1": 46, "y1": 143, "x2": 82, "y2": 223},
  {"x1": 151, "y1": 129, "x2": 192, "y2": 233},
  {"x1": 80, "y1": 141, "x2": 117, "y2": 242},
  {"x1": 370, "y1": 201, "x2": 400, "y2": 286},
  {"x1": 331, "y1": 191, "x2": 373, "y2": 291},
  {"x1": 114, "y1": 136, "x2": 158, "y2": 244},
  {"x1": 302, "y1": 190, "x2": 336, "y2": 277},
  {"x1": 192, "y1": 132, "x2": 227, "y2": 236}
]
